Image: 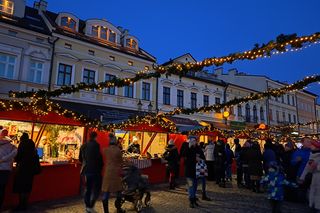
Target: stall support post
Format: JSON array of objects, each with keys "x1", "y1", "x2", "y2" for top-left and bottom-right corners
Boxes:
[{"x1": 142, "y1": 133, "x2": 157, "y2": 155}]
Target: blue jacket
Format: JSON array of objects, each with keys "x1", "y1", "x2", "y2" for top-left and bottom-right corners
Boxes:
[
  {"x1": 260, "y1": 171, "x2": 296, "y2": 201},
  {"x1": 291, "y1": 148, "x2": 311, "y2": 178}
]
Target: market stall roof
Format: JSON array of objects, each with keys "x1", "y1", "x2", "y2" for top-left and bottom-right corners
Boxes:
[
  {"x1": 56, "y1": 100, "x2": 140, "y2": 122},
  {"x1": 56, "y1": 101, "x2": 170, "y2": 132},
  {"x1": 164, "y1": 117, "x2": 202, "y2": 133},
  {"x1": 0, "y1": 110, "x2": 82, "y2": 126}
]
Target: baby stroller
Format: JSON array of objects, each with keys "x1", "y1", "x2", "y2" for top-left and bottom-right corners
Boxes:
[{"x1": 118, "y1": 164, "x2": 151, "y2": 212}]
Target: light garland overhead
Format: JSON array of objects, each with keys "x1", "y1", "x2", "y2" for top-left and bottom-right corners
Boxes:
[
  {"x1": 9, "y1": 32, "x2": 320, "y2": 99},
  {"x1": 101, "y1": 74, "x2": 320, "y2": 130}
]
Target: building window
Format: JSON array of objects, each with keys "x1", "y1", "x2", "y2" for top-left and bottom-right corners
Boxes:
[
  {"x1": 0, "y1": 0, "x2": 14, "y2": 15},
  {"x1": 292, "y1": 96, "x2": 295, "y2": 106},
  {"x1": 288, "y1": 113, "x2": 292, "y2": 123},
  {"x1": 191, "y1": 92, "x2": 197, "y2": 109},
  {"x1": 109, "y1": 30, "x2": 116, "y2": 42},
  {"x1": 215, "y1": 97, "x2": 220, "y2": 104},
  {"x1": 287, "y1": 95, "x2": 290, "y2": 105},
  {"x1": 105, "y1": 74, "x2": 115, "y2": 95},
  {"x1": 269, "y1": 109, "x2": 273, "y2": 121},
  {"x1": 275, "y1": 96, "x2": 278, "y2": 102},
  {"x1": 293, "y1": 115, "x2": 297, "y2": 123},
  {"x1": 128, "y1": 61, "x2": 133, "y2": 66},
  {"x1": 64, "y1": 43, "x2": 72, "y2": 49},
  {"x1": 282, "y1": 112, "x2": 286, "y2": 122},
  {"x1": 83, "y1": 69, "x2": 95, "y2": 85},
  {"x1": 276, "y1": 111, "x2": 280, "y2": 122},
  {"x1": 126, "y1": 38, "x2": 137, "y2": 49},
  {"x1": 237, "y1": 105, "x2": 242, "y2": 117},
  {"x1": 281, "y1": 95, "x2": 285, "y2": 103},
  {"x1": 0, "y1": 53, "x2": 16, "y2": 79},
  {"x1": 92, "y1": 26, "x2": 99, "y2": 37},
  {"x1": 28, "y1": 60, "x2": 43, "y2": 84},
  {"x1": 163, "y1": 87, "x2": 170, "y2": 105},
  {"x1": 109, "y1": 56, "x2": 115, "y2": 61},
  {"x1": 142, "y1": 82, "x2": 151, "y2": 101},
  {"x1": 245, "y1": 104, "x2": 250, "y2": 122},
  {"x1": 260, "y1": 107, "x2": 264, "y2": 121},
  {"x1": 100, "y1": 27, "x2": 107, "y2": 39},
  {"x1": 88, "y1": 50, "x2": 95, "y2": 56},
  {"x1": 61, "y1": 17, "x2": 76, "y2": 30},
  {"x1": 253, "y1": 105, "x2": 258, "y2": 123},
  {"x1": 57, "y1": 63, "x2": 72, "y2": 86},
  {"x1": 124, "y1": 85, "x2": 133, "y2": 98},
  {"x1": 177, "y1": 89, "x2": 184, "y2": 108},
  {"x1": 203, "y1": 95, "x2": 209, "y2": 107}
]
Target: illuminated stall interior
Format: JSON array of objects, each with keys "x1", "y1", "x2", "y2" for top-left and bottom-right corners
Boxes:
[
  {"x1": 0, "y1": 119, "x2": 84, "y2": 163},
  {"x1": 115, "y1": 129, "x2": 167, "y2": 158}
]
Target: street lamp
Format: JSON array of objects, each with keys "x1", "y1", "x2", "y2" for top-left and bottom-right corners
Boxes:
[
  {"x1": 137, "y1": 99, "x2": 143, "y2": 111},
  {"x1": 223, "y1": 110, "x2": 230, "y2": 125},
  {"x1": 148, "y1": 101, "x2": 153, "y2": 112}
]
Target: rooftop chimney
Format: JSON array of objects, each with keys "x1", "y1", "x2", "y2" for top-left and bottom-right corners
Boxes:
[
  {"x1": 34, "y1": 0, "x2": 47, "y2": 13},
  {"x1": 214, "y1": 67, "x2": 223, "y2": 75}
]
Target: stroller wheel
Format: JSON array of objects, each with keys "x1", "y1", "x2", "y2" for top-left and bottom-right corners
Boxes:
[
  {"x1": 144, "y1": 192, "x2": 151, "y2": 207},
  {"x1": 134, "y1": 199, "x2": 143, "y2": 212}
]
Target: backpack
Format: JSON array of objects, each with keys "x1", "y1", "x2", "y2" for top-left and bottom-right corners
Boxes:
[{"x1": 196, "y1": 160, "x2": 208, "y2": 178}]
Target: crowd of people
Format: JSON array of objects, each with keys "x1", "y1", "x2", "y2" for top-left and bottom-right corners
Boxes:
[
  {"x1": 163, "y1": 136, "x2": 320, "y2": 213},
  {"x1": 1, "y1": 126, "x2": 320, "y2": 213}
]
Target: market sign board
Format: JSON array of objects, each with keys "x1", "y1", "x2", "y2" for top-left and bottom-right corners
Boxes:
[{"x1": 230, "y1": 121, "x2": 246, "y2": 130}]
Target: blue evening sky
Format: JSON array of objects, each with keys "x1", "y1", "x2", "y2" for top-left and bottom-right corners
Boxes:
[{"x1": 28, "y1": 0, "x2": 320, "y2": 97}]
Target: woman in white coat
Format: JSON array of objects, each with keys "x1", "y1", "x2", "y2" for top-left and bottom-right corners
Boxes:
[{"x1": 300, "y1": 140, "x2": 320, "y2": 213}]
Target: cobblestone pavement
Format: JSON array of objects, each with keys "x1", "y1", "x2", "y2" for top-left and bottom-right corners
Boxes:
[{"x1": 4, "y1": 181, "x2": 309, "y2": 213}]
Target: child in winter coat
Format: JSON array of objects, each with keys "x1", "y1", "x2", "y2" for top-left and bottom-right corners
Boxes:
[{"x1": 260, "y1": 162, "x2": 297, "y2": 213}]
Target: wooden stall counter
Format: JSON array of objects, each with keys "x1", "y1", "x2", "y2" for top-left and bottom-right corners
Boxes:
[
  {"x1": 4, "y1": 162, "x2": 81, "y2": 208},
  {"x1": 141, "y1": 158, "x2": 167, "y2": 184}
]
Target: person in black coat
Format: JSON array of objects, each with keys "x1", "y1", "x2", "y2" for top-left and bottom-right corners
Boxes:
[
  {"x1": 247, "y1": 142, "x2": 263, "y2": 193},
  {"x1": 240, "y1": 140, "x2": 252, "y2": 188},
  {"x1": 13, "y1": 133, "x2": 38, "y2": 211},
  {"x1": 234, "y1": 139, "x2": 243, "y2": 187},
  {"x1": 163, "y1": 140, "x2": 180, "y2": 189},
  {"x1": 195, "y1": 143, "x2": 211, "y2": 201},
  {"x1": 181, "y1": 136, "x2": 199, "y2": 208},
  {"x1": 79, "y1": 132, "x2": 103, "y2": 213},
  {"x1": 214, "y1": 140, "x2": 226, "y2": 187}
]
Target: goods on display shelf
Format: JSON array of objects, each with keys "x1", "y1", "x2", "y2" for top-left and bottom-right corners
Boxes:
[{"x1": 0, "y1": 119, "x2": 84, "y2": 164}]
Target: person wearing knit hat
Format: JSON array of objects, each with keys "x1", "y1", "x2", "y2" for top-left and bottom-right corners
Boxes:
[
  {"x1": 163, "y1": 139, "x2": 179, "y2": 189},
  {"x1": 300, "y1": 139, "x2": 320, "y2": 212}
]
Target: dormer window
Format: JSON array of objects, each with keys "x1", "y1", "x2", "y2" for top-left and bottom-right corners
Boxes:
[
  {"x1": 126, "y1": 38, "x2": 137, "y2": 49},
  {"x1": 0, "y1": 0, "x2": 14, "y2": 15},
  {"x1": 61, "y1": 17, "x2": 76, "y2": 30},
  {"x1": 109, "y1": 30, "x2": 116, "y2": 42},
  {"x1": 91, "y1": 26, "x2": 117, "y2": 43}
]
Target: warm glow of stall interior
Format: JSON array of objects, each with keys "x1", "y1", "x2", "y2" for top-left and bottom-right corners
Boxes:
[
  {"x1": 0, "y1": 119, "x2": 84, "y2": 163},
  {"x1": 115, "y1": 130, "x2": 167, "y2": 158}
]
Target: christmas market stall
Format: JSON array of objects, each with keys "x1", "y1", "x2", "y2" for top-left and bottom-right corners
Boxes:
[{"x1": 1, "y1": 109, "x2": 85, "y2": 207}]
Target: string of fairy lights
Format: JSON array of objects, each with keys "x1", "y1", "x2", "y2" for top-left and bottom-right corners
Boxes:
[
  {"x1": 4, "y1": 74, "x2": 319, "y2": 132},
  {"x1": 8, "y1": 32, "x2": 320, "y2": 99},
  {"x1": 101, "y1": 74, "x2": 320, "y2": 130}
]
